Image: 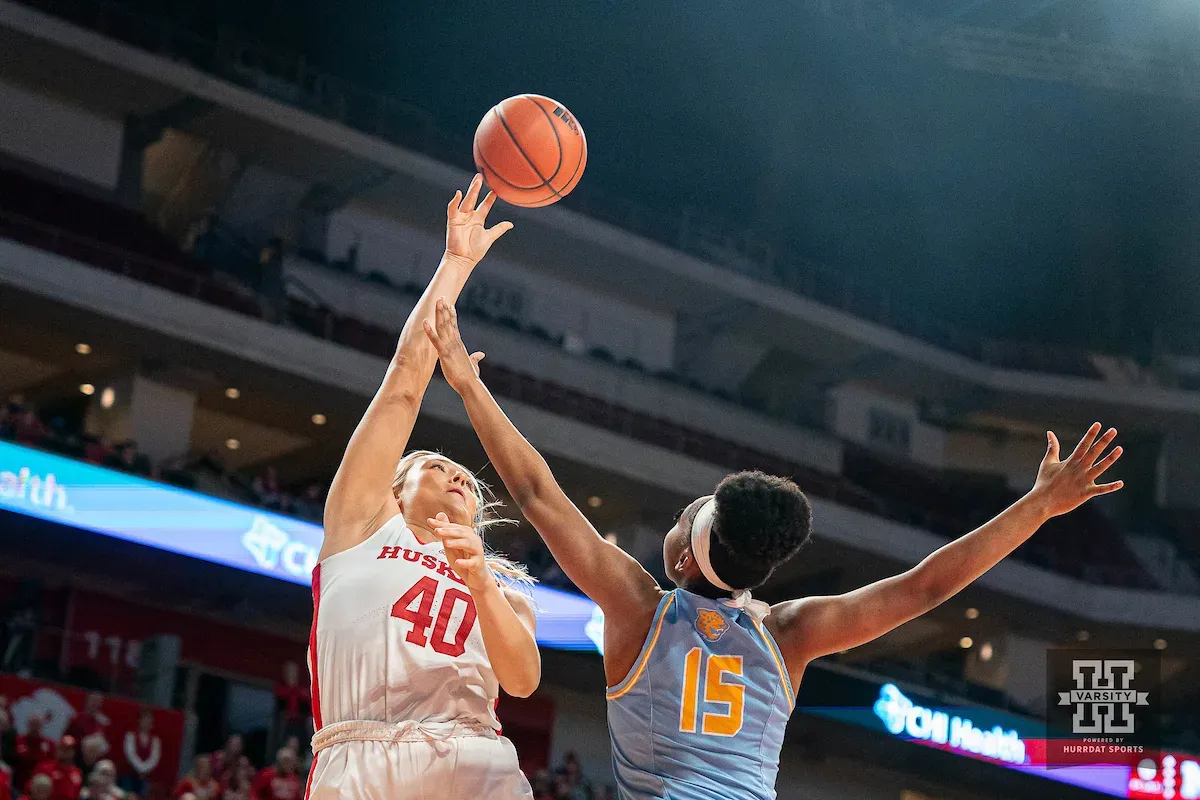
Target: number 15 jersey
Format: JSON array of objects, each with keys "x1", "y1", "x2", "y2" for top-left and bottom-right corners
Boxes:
[
  {"x1": 309, "y1": 514, "x2": 501, "y2": 732},
  {"x1": 605, "y1": 590, "x2": 795, "y2": 800}
]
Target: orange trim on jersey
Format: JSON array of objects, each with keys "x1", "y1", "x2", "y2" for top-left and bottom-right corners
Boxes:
[
  {"x1": 751, "y1": 618, "x2": 795, "y2": 709},
  {"x1": 606, "y1": 593, "x2": 675, "y2": 700}
]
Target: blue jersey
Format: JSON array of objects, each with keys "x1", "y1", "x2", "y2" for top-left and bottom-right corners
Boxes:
[{"x1": 606, "y1": 589, "x2": 795, "y2": 800}]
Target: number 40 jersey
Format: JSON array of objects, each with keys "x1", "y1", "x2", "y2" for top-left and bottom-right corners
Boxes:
[
  {"x1": 309, "y1": 514, "x2": 501, "y2": 732},
  {"x1": 605, "y1": 589, "x2": 796, "y2": 800}
]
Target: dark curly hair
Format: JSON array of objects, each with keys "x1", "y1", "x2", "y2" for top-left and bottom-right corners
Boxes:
[{"x1": 704, "y1": 471, "x2": 812, "y2": 592}]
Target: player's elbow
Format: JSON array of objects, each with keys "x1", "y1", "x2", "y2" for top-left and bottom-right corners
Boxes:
[
  {"x1": 501, "y1": 667, "x2": 541, "y2": 698},
  {"x1": 908, "y1": 562, "x2": 954, "y2": 611}
]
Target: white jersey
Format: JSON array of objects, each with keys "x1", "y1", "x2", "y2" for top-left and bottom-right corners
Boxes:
[{"x1": 308, "y1": 514, "x2": 501, "y2": 733}]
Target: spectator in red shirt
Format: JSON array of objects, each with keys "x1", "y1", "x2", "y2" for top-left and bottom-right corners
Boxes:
[
  {"x1": 13, "y1": 717, "x2": 53, "y2": 790},
  {"x1": 1, "y1": 762, "x2": 12, "y2": 800},
  {"x1": 273, "y1": 664, "x2": 309, "y2": 746},
  {"x1": 208, "y1": 736, "x2": 242, "y2": 788},
  {"x1": 249, "y1": 750, "x2": 297, "y2": 800},
  {"x1": 172, "y1": 756, "x2": 219, "y2": 800},
  {"x1": 17, "y1": 774, "x2": 52, "y2": 800},
  {"x1": 65, "y1": 697, "x2": 107, "y2": 749},
  {"x1": 120, "y1": 711, "x2": 159, "y2": 797},
  {"x1": 31, "y1": 737, "x2": 82, "y2": 800}
]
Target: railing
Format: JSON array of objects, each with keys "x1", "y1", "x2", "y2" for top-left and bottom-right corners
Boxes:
[{"x1": 0, "y1": 209, "x2": 263, "y2": 317}]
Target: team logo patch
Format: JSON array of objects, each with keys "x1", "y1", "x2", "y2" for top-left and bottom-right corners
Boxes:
[{"x1": 696, "y1": 608, "x2": 729, "y2": 642}]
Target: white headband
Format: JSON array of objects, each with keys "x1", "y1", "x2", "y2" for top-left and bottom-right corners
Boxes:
[
  {"x1": 690, "y1": 498, "x2": 733, "y2": 592},
  {"x1": 689, "y1": 497, "x2": 772, "y2": 622}
]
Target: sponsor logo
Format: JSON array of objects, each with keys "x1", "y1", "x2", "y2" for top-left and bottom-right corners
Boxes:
[
  {"x1": 873, "y1": 684, "x2": 1027, "y2": 765},
  {"x1": 0, "y1": 467, "x2": 72, "y2": 511},
  {"x1": 586, "y1": 606, "x2": 605, "y2": 655},
  {"x1": 241, "y1": 516, "x2": 317, "y2": 578}
]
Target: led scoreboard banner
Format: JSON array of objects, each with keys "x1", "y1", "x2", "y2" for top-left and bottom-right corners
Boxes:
[{"x1": 0, "y1": 440, "x2": 605, "y2": 653}]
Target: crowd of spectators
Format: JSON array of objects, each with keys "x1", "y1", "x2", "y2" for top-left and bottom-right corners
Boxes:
[
  {"x1": 0, "y1": 400, "x2": 326, "y2": 524},
  {"x1": 529, "y1": 752, "x2": 614, "y2": 800},
  {"x1": 0, "y1": 689, "x2": 315, "y2": 800}
]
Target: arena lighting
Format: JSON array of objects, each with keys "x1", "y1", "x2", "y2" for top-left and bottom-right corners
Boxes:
[
  {"x1": 959, "y1": 636, "x2": 973, "y2": 649},
  {"x1": 1077, "y1": 630, "x2": 1091, "y2": 642},
  {"x1": 604, "y1": 532, "x2": 619, "y2": 545},
  {"x1": 99, "y1": 387, "x2": 115, "y2": 409},
  {"x1": 225, "y1": 388, "x2": 241, "y2": 400},
  {"x1": 311, "y1": 414, "x2": 327, "y2": 426},
  {"x1": 1154, "y1": 638, "x2": 1167, "y2": 650},
  {"x1": 79, "y1": 384, "x2": 95, "y2": 396},
  {"x1": 74, "y1": 343, "x2": 91, "y2": 355},
  {"x1": 965, "y1": 607, "x2": 980, "y2": 619},
  {"x1": 979, "y1": 642, "x2": 993, "y2": 662},
  {"x1": 587, "y1": 495, "x2": 603, "y2": 508},
  {"x1": 225, "y1": 439, "x2": 240, "y2": 450},
  {"x1": 0, "y1": 440, "x2": 602, "y2": 652}
]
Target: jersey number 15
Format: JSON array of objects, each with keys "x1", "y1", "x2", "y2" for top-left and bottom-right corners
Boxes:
[
  {"x1": 391, "y1": 576, "x2": 477, "y2": 657},
  {"x1": 679, "y1": 648, "x2": 745, "y2": 736}
]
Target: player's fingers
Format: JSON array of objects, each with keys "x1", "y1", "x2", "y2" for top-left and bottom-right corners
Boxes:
[
  {"x1": 455, "y1": 558, "x2": 481, "y2": 572},
  {"x1": 1044, "y1": 431, "x2": 1060, "y2": 464},
  {"x1": 462, "y1": 174, "x2": 483, "y2": 211},
  {"x1": 1085, "y1": 428, "x2": 1118, "y2": 467},
  {"x1": 1069, "y1": 423, "x2": 1102, "y2": 462},
  {"x1": 1090, "y1": 480, "x2": 1124, "y2": 496},
  {"x1": 1088, "y1": 446, "x2": 1123, "y2": 479},
  {"x1": 422, "y1": 319, "x2": 441, "y2": 348},
  {"x1": 476, "y1": 191, "x2": 497, "y2": 219},
  {"x1": 470, "y1": 352, "x2": 485, "y2": 366},
  {"x1": 447, "y1": 190, "x2": 463, "y2": 217},
  {"x1": 485, "y1": 221, "x2": 514, "y2": 244}
]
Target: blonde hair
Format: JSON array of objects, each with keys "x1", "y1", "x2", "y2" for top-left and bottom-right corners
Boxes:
[{"x1": 392, "y1": 450, "x2": 534, "y2": 588}]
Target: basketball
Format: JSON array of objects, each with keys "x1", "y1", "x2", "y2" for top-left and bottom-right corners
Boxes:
[{"x1": 473, "y1": 95, "x2": 587, "y2": 208}]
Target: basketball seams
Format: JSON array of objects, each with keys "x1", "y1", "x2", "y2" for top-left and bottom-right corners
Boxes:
[
  {"x1": 476, "y1": 110, "x2": 547, "y2": 191},
  {"x1": 495, "y1": 105, "x2": 566, "y2": 203},
  {"x1": 522, "y1": 95, "x2": 565, "y2": 184}
]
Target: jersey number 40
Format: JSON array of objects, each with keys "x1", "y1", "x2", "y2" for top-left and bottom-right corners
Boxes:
[
  {"x1": 679, "y1": 648, "x2": 745, "y2": 736},
  {"x1": 391, "y1": 577, "x2": 477, "y2": 657}
]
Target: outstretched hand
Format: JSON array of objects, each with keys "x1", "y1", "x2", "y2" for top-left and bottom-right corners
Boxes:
[
  {"x1": 424, "y1": 298, "x2": 485, "y2": 393},
  {"x1": 1032, "y1": 423, "x2": 1124, "y2": 518},
  {"x1": 445, "y1": 174, "x2": 513, "y2": 265}
]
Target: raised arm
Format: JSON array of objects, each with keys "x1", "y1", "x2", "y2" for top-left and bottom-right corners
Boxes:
[
  {"x1": 423, "y1": 300, "x2": 663, "y2": 619},
  {"x1": 769, "y1": 424, "x2": 1123, "y2": 675},
  {"x1": 322, "y1": 176, "x2": 512, "y2": 559}
]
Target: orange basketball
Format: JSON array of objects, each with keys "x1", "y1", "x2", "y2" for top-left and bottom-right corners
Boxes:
[{"x1": 473, "y1": 95, "x2": 587, "y2": 208}]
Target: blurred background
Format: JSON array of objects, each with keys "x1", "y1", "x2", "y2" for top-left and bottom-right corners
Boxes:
[{"x1": 1, "y1": 0, "x2": 1199, "y2": 798}]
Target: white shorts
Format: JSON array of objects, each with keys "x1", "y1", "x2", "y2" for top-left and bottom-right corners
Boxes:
[{"x1": 306, "y1": 720, "x2": 533, "y2": 800}]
